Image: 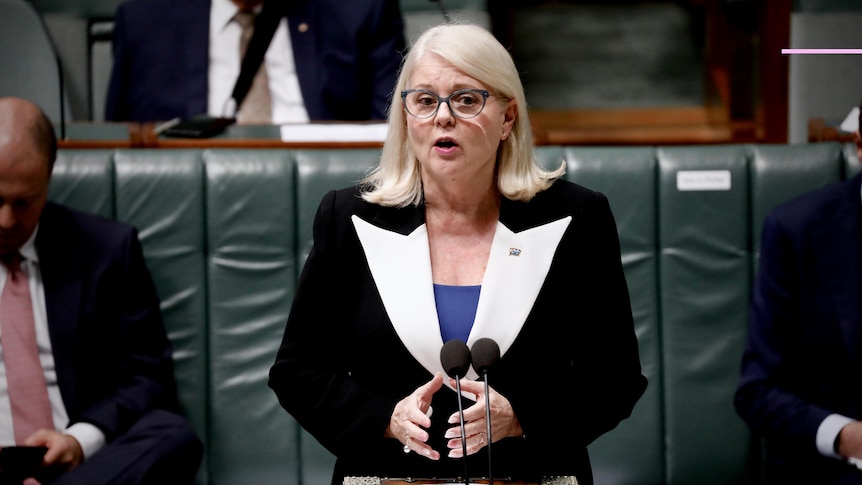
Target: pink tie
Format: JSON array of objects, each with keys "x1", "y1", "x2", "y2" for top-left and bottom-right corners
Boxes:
[{"x1": 1, "y1": 254, "x2": 53, "y2": 444}]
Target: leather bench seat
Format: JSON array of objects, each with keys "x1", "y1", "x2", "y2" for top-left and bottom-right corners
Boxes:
[{"x1": 49, "y1": 142, "x2": 858, "y2": 485}]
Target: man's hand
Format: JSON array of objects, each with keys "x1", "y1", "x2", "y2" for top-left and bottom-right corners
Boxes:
[
  {"x1": 838, "y1": 421, "x2": 862, "y2": 460},
  {"x1": 25, "y1": 429, "x2": 84, "y2": 472}
]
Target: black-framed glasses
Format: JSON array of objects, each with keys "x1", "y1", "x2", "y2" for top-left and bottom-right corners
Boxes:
[{"x1": 401, "y1": 89, "x2": 497, "y2": 119}]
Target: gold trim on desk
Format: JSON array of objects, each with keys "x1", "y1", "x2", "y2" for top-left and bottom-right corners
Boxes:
[{"x1": 344, "y1": 477, "x2": 579, "y2": 485}]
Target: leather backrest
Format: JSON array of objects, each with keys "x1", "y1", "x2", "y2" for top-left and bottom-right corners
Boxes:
[
  {"x1": 114, "y1": 149, "x2": 209, "y2": 483},
  {"x1": 565, "y1": 147, "x2": 664, "y2": 485},
  {"x1": 45, "y1": 143, "x2": 852, "y2": 485},
  {"x1": 0, "y1": 0, "x2": 66, "y2": 122},
  {"x1": 204, "y1": 149, "x2": 300, "y2": 484},
  {"x1": 658, "y1": 145, "x2": 755, "y2": 484},
  {"x1": 50, "y1": 149, "x2": 114, "y2": 217}
]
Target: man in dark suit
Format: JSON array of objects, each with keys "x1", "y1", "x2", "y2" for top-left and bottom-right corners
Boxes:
[
  {"x1": 0, "y1": 96, "x2": 203, "y2": 483},
  {"x1": 104, "y1": 0, "x2": 406, "y2": 123},
  {"x1": 735, "y1": 103, "x2": 862, "y2": 483}
]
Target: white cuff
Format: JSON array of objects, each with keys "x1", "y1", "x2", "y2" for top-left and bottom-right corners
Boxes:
[
  {"x1": 816, "y1": 414, "x2": 856, "y2": 459},
  {"x1": 64, "y1": 422, "x2": 106, "y2": 461}
]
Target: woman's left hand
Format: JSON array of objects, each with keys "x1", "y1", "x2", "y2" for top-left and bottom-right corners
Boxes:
[{"x1": 444, "y1": 378, "x2": 523, "y2": 458}]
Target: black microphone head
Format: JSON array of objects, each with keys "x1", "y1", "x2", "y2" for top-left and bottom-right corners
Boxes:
[
  {"x1": 471, "y1": 338, "x2": 500, "y2": 374},
  {"x1": 440, "y1": 339, "x2": 471, "y2": 378}
]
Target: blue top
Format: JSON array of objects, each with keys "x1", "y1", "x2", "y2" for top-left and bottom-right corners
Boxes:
[{"x1": 434, "y1": 284, "x2": 481, "y2": 343}]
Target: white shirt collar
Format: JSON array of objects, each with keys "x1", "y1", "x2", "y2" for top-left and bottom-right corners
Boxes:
[
  {"x1": 211, "y1": 0, "x2": 263, "y2": 31},
  {"x1": 18, "y1": 224, "x2": 39, "y2": 264},
  {"x1": 212, "y1": 0, "x2": 240, "y2": 32}
]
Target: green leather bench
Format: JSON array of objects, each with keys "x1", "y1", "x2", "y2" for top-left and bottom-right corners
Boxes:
[{"x1": 48, "y1": 143, "x2": 860, "y2": 485}]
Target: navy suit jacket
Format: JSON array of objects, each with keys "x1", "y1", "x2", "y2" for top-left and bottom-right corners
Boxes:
[
  {"x1": 736, "y1": 173, "x2": 862, "y2": 482},
  {"x1": 269, "y1": 180, "x2": 647, "y2": 485},
  {"x1": 105, "y1": 0, "x2": 405, "y2": 122},
  {"x1": 35, "y1": 202, "x2": 181, "y2": 441}
]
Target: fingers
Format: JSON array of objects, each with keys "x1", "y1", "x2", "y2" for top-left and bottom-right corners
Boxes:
[
  {"x1": 401, "y1": 405, "x2": 441, "y2": 460},
  {"x1": 445, "y1": 430, "x2": 488, "y2": 458},
  {"x1": 444, "y1": 405, "x2": 489, "y2": 458},
  {"x1": 403, "y1": 433, "x2": 440, "y2": 460},
  {"x1": 390, "y1": 373, "x2": 446, "y2": 461},
  {"x1": 24, "y1": 429, "x2": 69, "y2": 466},
  {"x1": 454, "y1": 377, "x2": 483, "y2": 395},
  {"x1": 444, "y1": 378, "x2": 522, "y2": 454},
  {"x1": 447, "y1": 377, "x2": 485, "y2": 424},
  {"x1": 413, "y1": 373, "x2": 444, "y2": 429},
  {"x1": 421, "y1": 372, "x2": 445, "y2": 397}
]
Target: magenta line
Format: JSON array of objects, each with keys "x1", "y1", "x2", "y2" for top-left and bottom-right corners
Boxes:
[{"x1": 782, "y1": 49, "x2": 862, "y2": 55}]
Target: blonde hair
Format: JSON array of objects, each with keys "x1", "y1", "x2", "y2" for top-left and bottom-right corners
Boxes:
[{"x1": 361, "y1": 23, "x2": 565, "y2": 207}]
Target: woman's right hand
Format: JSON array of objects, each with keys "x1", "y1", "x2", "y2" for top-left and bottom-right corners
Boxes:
[{"x1": 385, "y1": 372, "x2": 444, "y2": 460}]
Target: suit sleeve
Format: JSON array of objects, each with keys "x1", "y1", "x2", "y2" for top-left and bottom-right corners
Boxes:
[
  {"x1": 104, "y1": 2, "x2": 131, "y2": 121},
  {"x1": 73, "y1": 227, "x2": 180, "y2": 440},
  {"x1": 734, "y1": 210, "x2": 833, "y2": 447},
  {"x1": 366, "y1": 0, "x2": 406, "y2": 120},
  {"x1": 268, "y1": 190, "x2": 398, "y2": 456}
]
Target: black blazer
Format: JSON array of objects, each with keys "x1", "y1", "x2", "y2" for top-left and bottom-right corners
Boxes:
[
  {"x1": 270, "y1": 180, "x2": 647, "y2": 485},
  {"x1": 736, "y1": 173, "x2": 862, "y2": 483},
  {"x1": 105, "y1": 0, "x2": 406, "y2": 122},
  {"x1": 35, "y1": 202, "x2": 180, "y2": 441}
]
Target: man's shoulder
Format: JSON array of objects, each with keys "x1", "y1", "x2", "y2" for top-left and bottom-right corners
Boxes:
[
  {"x1": 118, "y1": 0, "x2": 205, "y2": 12},
  {"x1": 41, "y1": 202, "x2": 137, "y2": 244},
  {"x1": 115, "y1": 0, "x2": 208, "y2": 25},
  {"x1": 766, "y1": 174, "x2": 860, "y2": 236},
  {"x1": 774, "y1": 174, "x2": 859, "y2": 218}
]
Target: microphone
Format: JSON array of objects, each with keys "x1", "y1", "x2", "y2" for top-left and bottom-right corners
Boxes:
[
  {"x1": 440, "y1": 339, "x2": 471, "y2": 485},
  {"x1": 471, "y1": 338, "x2": 500, "y2": 485}
]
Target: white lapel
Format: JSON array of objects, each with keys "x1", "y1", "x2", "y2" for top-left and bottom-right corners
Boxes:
[
  {"x1": 352, "y1": 214, "x2": 572, "y2": 393},
  {"x1": 469, "y1": 217, "x2": 572, "y2": 363},
  {"x1": 352, "y1": 216, "x2": 445, "y2": 379}
]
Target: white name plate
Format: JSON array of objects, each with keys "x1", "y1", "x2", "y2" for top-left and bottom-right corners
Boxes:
[{"x1": 676, "y1": 170, "x2": 732, "y2": 191}]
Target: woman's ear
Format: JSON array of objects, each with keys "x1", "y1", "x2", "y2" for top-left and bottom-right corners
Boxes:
[{"x1": 501, "y1": 99, "x2": 517, "y2": 140}]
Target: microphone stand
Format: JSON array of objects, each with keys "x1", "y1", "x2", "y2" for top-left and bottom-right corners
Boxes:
[
  {"x1": 481, "y1": 371, "x2": 493, "y2": 485},
  {"x1": 441, "y1": 339, "x2": 472, "y2": 485},
  {"x1": 470, "y1": 337, "x2": 499, "y2": 485},
  {"x1": 455, "y1": 377, "x2": 469, "y2": 485}
]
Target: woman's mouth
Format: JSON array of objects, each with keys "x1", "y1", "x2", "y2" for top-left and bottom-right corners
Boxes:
[{"x1": 433, "y1": 138, "x2": 458, "y2": 154}]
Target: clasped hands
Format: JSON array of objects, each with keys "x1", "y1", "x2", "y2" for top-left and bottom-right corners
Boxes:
[{"x1": 385, "y1": 372, "x2": 522, "y2": 460}]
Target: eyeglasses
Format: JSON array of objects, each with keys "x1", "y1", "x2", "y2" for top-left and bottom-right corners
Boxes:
[{"x1": 401, "y1": 89, "x2": 501, "y2": 119}]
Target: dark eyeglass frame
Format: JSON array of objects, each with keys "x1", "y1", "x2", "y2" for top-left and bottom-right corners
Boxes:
[{"x1": 401, "y1": 88, "x2": 497, "y2": 119}]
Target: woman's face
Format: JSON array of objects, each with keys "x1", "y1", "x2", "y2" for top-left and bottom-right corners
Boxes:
[{"x1": 405, "y1": 54, "x2": 516, "y2": 191}]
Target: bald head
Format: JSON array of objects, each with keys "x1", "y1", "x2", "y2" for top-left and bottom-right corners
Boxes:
[
  {"x1": 0, "y1": 97, "x2": 56, "y2": 253},
  {"x1": 0, "y1": 97, "x2": 57, "y2": 172}
]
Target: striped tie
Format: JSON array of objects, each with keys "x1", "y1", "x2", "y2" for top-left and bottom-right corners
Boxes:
[{"x1": 1, "y1": 253, "x2": 53, "y2": 444}]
